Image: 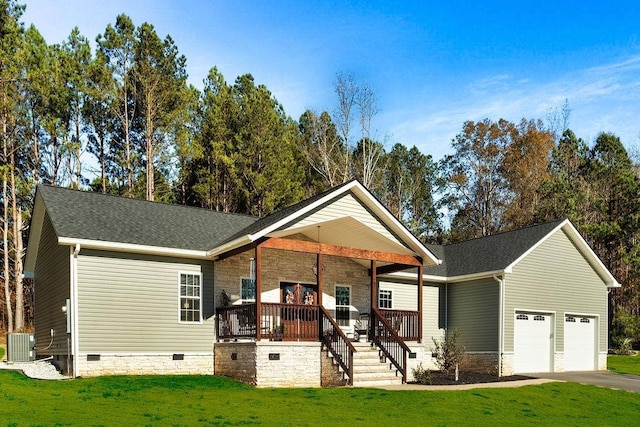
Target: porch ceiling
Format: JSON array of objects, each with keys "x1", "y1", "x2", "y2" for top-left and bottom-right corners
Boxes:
[{"x1": 268, "y1": 216, "x2": 416, "y2": 260}]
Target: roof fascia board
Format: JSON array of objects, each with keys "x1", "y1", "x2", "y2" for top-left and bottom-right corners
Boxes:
[
  {"x1": 208, "y1": 180, "x2": 441, "y2": 265},
  {"x1": 247, "y1": 182, "x2": 359, "y2": 241},
  {"x1": 24, "y1": 190, "x2": 45, "y2": 274},
  {"x1": 206, "y1": 236, "x2": 253, "y2": 258},
  {"x1": 385, "y1": 269, "x2": 507, "y2": 284},
  {"x1": 503, "y1": 220, "x2": 569, "y2": 274},
  {"x1": 57, "y1": 237, "x2": 210, "y2": 260},
  {"x1": 207, "y1": 184, "x2": 358, "y2": 257},
  {"x1": 349, "y1": 182, "x2": 441, "y2": 265}
]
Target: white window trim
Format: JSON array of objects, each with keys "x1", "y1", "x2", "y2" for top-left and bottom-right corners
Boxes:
[
  {"x1": 335, "y1": 284, "x2": 351, "y2": 326},
  {"x1": 335, "y1": 284, "x2": 351, "y2": 306},
  {"x1": 178, "y1": 271, "x2": 203, "y2": 324},
  {"x1": 378, "y1": 287, "x2": 393, "y2": 309},
  {"x1": 240, "y1": 277, "x2": 256, "y2": 303}
]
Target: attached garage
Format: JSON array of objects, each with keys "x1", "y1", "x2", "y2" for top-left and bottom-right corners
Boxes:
[
  {"x1": 564, "y1": 315, "x2": 597, "y2": 371},
  {"x1": 398, "y1": 218, "x2": 619, "y2": 376},
  {"x1": 513, "y1": 312, "x2": 552, "y2": 373}
]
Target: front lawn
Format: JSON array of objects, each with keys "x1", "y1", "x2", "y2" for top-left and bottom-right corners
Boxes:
[
  {"x1": 1, "y1": 371, "x2": 639, "y2": 426},
  {"x1": 609, "y1": 353, "x2": 640, "y2": 376}
]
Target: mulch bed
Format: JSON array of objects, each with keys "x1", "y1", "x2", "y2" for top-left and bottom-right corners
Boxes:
[{"x1": 413, "y1": 370, "x2": 533, "y2": 386}]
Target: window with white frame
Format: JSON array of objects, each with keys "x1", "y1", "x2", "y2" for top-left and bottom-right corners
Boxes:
[
  {"x1": 335, "y1": 285, "x2": 350, "y2": 326},
  {"x1": 179, "y1": 272, "x2": 202, "y2": 322},
  {"x1": 378, "y1": 289, "x2": 393, "y2": 309},
  {"x1": 241, "y1": 278, "x2": 256, "y2": 303}
]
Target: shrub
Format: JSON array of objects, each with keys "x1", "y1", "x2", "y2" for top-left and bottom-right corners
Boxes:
[
  {"x1": 412, "y1": 363, "x2": 431, "y2": 385},
  {"x1": 612, "y1": 306, "x2": 640, "y2": 351},
  {"x1": 431, "y1": 328, "x2": 465, "y2": 375}
]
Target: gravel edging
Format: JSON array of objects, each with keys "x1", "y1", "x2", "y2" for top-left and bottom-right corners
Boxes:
[{"x1": 0, "y1": 359, "x2": 70, "y2": 380}]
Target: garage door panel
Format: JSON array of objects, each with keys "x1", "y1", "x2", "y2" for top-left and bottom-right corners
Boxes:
[
  {"x1": 564, "y1": 315, "x2": 595, "y2": 371},
  {"x1": 514, "y1": 312, "x2": 552, "y2": 373}
]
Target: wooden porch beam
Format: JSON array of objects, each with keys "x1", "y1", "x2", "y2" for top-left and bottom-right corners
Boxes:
[
  {"x1": 370, "y1": 260, "x2": 377, "y2": 341},
  {"x1": 316, "y1": 252, "x2": 323, "y2": 306},
  {"x1": 216, "y1": 237, "x2": 268, "y2": 261},
  {"x1": 255, "y1": 246, "x2": 262, "y2": 341},
  {"x1": 259, "y1": 237, "x2": 421, "y2": 266},
  {"x1": 372, "y1": 262, "x2": 416, "y2": 276}
]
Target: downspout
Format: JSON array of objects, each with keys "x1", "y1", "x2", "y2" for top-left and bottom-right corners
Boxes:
[
  {"x1": 493, "y1": 275, "x2": 504, "y2": 377},
  {"x1": 71, "y1": 243, "x2": 80, "y2": 377}
]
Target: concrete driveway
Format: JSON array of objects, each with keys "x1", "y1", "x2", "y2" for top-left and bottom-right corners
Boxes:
[{"x1": 534, "y1": 371, "x2": 640, "y2": 393}]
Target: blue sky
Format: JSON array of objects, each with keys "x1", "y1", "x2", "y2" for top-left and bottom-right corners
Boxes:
[{"x1": 22, "y1": 0, "x2": 640, "y2": 161}]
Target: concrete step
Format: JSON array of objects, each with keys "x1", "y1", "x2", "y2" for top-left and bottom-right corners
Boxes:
[
  {"x1": 325, "y1": 342, "x2": 404, "y2": 387},
  {"x1": 352, "y1": 376, "x2": 403, "y2": 387}
]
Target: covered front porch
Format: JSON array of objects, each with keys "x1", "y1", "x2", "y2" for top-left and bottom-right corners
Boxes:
[
  {"x1": 210, "y1": 183, "x2": 440, "y2": 386},
  {"x1": 214, "y1": 233, "x2": 426, "y2": 385}
]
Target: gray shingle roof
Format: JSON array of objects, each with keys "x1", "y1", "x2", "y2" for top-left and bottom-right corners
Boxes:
[
  {"x1": 38, "y1": 185, "x2": 257, "y2": 251},
  {"x1": 425, "y1": 219, "x2": 565, "y2": 278}
]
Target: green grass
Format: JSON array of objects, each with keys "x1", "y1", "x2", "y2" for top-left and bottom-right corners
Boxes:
[
  {"x1": 609, "y1": 352, "x2": 640, "y2": 375},
  {"x1": 1, "y1": 371, "x2": 640, "y2": 426},
  {"x1": 0, "y1": 345, "x2": 4, "y2": 360}
]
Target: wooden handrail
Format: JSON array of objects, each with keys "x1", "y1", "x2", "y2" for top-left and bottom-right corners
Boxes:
[
  {"x1": 319, "y1": 305, "x2": 357, "y2": 385},
  {"x1": 371, "y1": 307, "x2": 411, "y2": 383}
]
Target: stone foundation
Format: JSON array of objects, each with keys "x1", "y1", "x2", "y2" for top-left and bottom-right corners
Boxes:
[
  {"x1": 405, "y1": 343, "x2": 434, "y2": 382},
  {"x1": 459, "y1": 352, "x2": 499, "y2": 376},
  {"x1": 500, "y1": 352, "x2": 514, "y2": 376},
  {"x1": 214, "y1": 342, "x2": 257, "y2": 385},
  {"x1": 214, "y1": 341, "x2": 321, "y2": 387},
  {"x1": 598, "y1": 352, "x2": 607, "y2": 370},
  {"x1": 321, "y1": 346, "x2": 348, "y2": 387},
  {"x1": 76, "y1": 353, "x2": 213, "y2": 377}
]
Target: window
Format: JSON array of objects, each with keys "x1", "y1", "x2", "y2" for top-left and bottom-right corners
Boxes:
[
  {"x1": 378, "y1": 289, "x2": 393, "y2": 309},
  {"x1": 533, "y1": 315, "x2": 546, "y2": 321},
  {"x1": 241, "y1": 278, "x2": 256, "y2": 303},
  {"x1": 566, "y1": 316, "x2": 576, "y2": 323},
  {"x1": 179, "y1": 272, "x2": 201, "y2": 323},
  {"x1": 516, "y1": 314, "x2": 529, "y2": 320},
  {"x1": 580, "y1": 318, "x2": 590, "y2": 324},
  {"x1": 335, "y1": 286, "x2": 350, "y2": 326}
]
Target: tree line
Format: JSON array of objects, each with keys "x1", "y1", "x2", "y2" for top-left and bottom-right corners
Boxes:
[{"x1": 1, "y1": 1, "x2": 639, "y2": 345}]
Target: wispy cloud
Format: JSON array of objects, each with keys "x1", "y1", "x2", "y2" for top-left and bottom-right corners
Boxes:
[{"x1": 387, "y1": 53, "x2": 640, "y2": 160}]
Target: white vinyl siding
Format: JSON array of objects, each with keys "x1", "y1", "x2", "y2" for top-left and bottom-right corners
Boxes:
[
  {"x1": 423, "y1": 283, "x2": 445, "y2": 344},
  {"x1": 289, "y1": 193, "x2": 409, "y2": 252},
  {"x1": 504, "y1": 229, "x2": 608, "y2": 353},
  {"x1": 76, "y1": 250, "x2": 215, "y2": 353}
]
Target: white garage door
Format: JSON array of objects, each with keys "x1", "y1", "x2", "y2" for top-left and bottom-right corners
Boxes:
[
  {"x1": 514, "y1": 312, "x2": 552, "y2": 373},
  {"x1": 564, "y1": 315, "x2": 596, "y2": 371}
]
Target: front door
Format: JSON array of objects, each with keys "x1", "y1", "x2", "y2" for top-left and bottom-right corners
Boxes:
[{"x1": 281, "y1": 282, "x2": 317, "y2": 340}]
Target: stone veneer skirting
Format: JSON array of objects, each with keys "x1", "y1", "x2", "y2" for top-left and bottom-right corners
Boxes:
[
  {"x1": 214, "y1": 341, "x2": 322, "y2": 387},
  {"x1": 76, "y1": 353, "x2": 213, "y2": 377},
  {"x1": 460, "y1": 352, "x2": 500, "y2": 376}
]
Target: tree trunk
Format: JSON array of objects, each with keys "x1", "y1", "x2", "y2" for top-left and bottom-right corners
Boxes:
[
  {"x1": 2, "y1": 157, "x2": 13, "y2": 333},
  {"x1": 145, "y1": 104, "x2": 154, "y2": 201}
]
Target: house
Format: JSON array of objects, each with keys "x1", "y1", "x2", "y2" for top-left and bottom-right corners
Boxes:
[{"x1": 24, "y1": 181, "x2": 619, "y2": 387}]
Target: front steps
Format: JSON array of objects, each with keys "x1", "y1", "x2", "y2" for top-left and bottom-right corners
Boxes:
[{"x1": 348, "y1": 341, "x2": 403, "y2": 387}]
